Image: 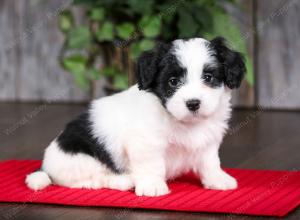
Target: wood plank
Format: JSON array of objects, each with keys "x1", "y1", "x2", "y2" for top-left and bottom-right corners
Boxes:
[
  {"x1": 223, "y1": 0, "x2": 255, "y2": 108},
  {"x1": 15, "y1": 0, "x2": 88, "y2": 102},
  {"x1": 0, "y1": 0, "x2": 18, "y2": 101},
  {"x1": 256, "y1": 0, "x2": 300, "y2": 109},
  {"x1": 1, "y1": 103, "x2": 300, "y2": 219}
]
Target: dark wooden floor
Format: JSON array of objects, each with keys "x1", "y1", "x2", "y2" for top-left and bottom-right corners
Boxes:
[{"x1": 0, "y1": 103, "x2": 299, "y2": 220}]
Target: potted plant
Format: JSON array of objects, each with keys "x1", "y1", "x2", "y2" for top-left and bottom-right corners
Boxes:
[{"x1": 58, "y1": 0, "x2": 253, "y2": 99}]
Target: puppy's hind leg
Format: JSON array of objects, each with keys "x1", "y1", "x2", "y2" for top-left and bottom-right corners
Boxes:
[
  {"x1": 70, "y1": 173, "x2": 133, "y2": 191},
  {"x1": 69, "y1": 176, "x2": 103, "y2": 189},
  {"x1": 103, "y1": 174, "x2": 134, "y2": 191}
]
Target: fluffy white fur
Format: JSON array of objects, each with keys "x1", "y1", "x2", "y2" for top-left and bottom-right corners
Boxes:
[{"x1": 26, "y1": 38, "x2": 238, "y2": 196}]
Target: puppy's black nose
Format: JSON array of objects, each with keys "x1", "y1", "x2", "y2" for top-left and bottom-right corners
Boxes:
[{"x1": 186, "y1": 99, "x2": 201, "y2": 111}]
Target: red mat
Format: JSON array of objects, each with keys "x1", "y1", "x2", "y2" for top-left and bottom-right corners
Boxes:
[{"x1": 0, "y1": 160, "x2": 300, "y2": 217}]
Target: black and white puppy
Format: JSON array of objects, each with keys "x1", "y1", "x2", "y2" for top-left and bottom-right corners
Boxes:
[{"x1": 26, "y1": 37, "x2": 245, "y2": 196}]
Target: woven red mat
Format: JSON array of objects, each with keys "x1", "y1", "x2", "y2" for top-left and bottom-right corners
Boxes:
[{"x1": 0, "y1": 160, "x2": 300, "y2": 217}]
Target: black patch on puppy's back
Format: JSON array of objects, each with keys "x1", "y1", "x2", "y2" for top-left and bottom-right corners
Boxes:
[{"x1": 57, "y1": 111, "x2": 121, "y2": 173}]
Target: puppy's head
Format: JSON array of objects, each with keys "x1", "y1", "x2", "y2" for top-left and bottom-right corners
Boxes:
[{"x1": 136, "y1": 37, "x2": 246, "y2": 122}]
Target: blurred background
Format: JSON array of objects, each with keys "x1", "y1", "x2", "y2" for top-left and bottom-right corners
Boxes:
[
  {"x1": 1, "y1": 0, "x2": 300, "y2": 162},
  {"x1": 1, "y1": 1, "x2": 300, "y2": 218},
  {"x1": 0, "y1": 0, "x2": 299, "y2": 109}
]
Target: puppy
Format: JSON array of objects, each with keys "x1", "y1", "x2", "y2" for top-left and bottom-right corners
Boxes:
[{"x1": 26, "y1": 37, "x2": 245, "y2": 196}]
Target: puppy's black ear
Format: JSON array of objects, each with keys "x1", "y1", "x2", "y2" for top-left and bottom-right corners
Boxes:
[
  {"x1": 136, "y1": 50, "x2": 157, "y2": 90},
  {"x1": 210, "y1": 37, "x2": 246, "y2": 89},
  {"x1": 136, "y1": 43, "x2": 170, "y2": 90}
]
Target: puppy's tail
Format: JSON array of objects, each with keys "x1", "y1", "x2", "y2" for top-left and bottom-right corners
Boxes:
[{"x1": 25, "y1": 170, "x2": 52, "y2": 191}]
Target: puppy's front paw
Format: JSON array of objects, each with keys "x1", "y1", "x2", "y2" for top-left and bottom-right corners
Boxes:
[
  {"x1": 202, "y1": 171, "x2": 237, "y2": 190},
  {"x1": 135, "y1": 178, "x2": 169, "y2": 197}
]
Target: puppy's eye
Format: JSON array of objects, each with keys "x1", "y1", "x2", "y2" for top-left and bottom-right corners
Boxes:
[
  {"x1": 203, "y1": 73, "x2": 213, "y2": 83},
  {"x1": 168, "y1": 77, "x2": 180, "y2": 87}
]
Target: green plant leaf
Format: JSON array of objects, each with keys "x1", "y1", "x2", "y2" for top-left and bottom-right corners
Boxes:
[
  {"x1": 73, "y1": 0, "x2": 95, "y2": 5},
  {"x1": 113, "y1": 74, "x2": 128, "y2": 90},
  {"x1": 100, "y1": 66, "x2": 119, "y2": 77},
  {"x1": 177, "y1": 8, "x2": 198, "y2": 38},
  {"x1": 62, "y1": 55, "x2": 87, "y2": 72},
  {"x1": 129, "y1": 39, "x2": 155, "y2": 60},
  {"x1": 99, "y1": 66, "x2": 128, "y2": 90},
  {"x1": 88, "y1": 8, "x2": 105, "y2": 21},
  {"x1": 62, "y1": 55, "x2": 89, "y2": 89},
  {"x1": 203, "y1": 8, "x2": 254, "y2": 85},
  {"x1": 73, "y1": 72, "x2": 89, "y2": 89},
  {"x1": 116, "y1": 22, "x2": 135, "y2": 40},
  {"x1": 87, "y1": 67, "x2": 101, "y2": 80},
  {"x1": 96, "y1": 21, "x2": 114, "y2": 41},
  {"x1": 67, "y1": 26, "x2": 91, "y2": 49},
  {"x1": 139, "y1": 15, "x2": 161, "y2": 38},
  {"x1": 190, "y1": 6, "x2": 213, "y2": 32},
  {"x1": 127, "y1": 0, "x2": 154, "y2": 15},
  {"x1": 129, "y1": 41, "x2": 142, "y2": 60},
  {"x1": 139, "y1": 39, "x2": 155, "y2": 51},
  {"x1": 58, "y1": 10, "x2": 74, "y2": 33}
]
